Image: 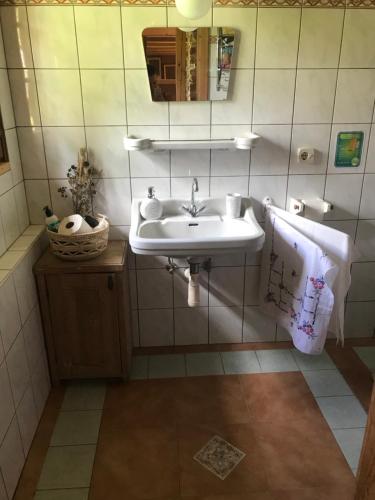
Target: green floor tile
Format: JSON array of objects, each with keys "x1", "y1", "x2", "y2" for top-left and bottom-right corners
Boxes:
[
  {"x1": 186, "y1": 352, "x2": 224, "y2": 376},
  {"x1": 130, "y1": 356, "x2": 148, "y2": 380},
  {"x1": 50, "y1": 411, "x2": 102, "y2": 446},
  {"x1": 221, "y1": 351, "x2": 261, "y2": 374},
  {"x1": 148, "y1": 354, "x2": 186, "y2": 379},
  {"x1": 354, "y1": 346, "x2": 375, "y2": 371},
  {"x1": 37, "y1": 445, "x2": 96, "y2": 490},
  {"x1": 62, "y1": 382, "x2": 106, "y2": 410},
  {"x1": 34, "y1": 489, "x2": 89, "y2": 500}
]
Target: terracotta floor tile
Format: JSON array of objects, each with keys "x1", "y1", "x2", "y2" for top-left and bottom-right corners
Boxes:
[
  {"x1": 239, "y1": 372, "x2": 321, "y2": 422},
  {"x1": 104, "y1": 378, "x2": 179, "y2": 428},
  {"x1": 270, "y1": 486, "x2": 355, "y2": 500},
  {"x1": 90, "y1": 422, "x2": 179, "y2": 500},
  {"x1": 175, "y1": 376, "x2": 251, "y2": 426},
  {"x1": 200, "y1": 494, "x2": 274, "y2": 500},
  {"x1": 178, "y1": 422, "x2": 269, "y2": 497},
  {"x1": 255, "y1": 417, "x2": 355, "y2": 492}
]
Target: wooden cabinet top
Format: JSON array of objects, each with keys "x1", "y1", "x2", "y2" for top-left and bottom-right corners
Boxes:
[{"x1": 34, "y1": 240, "x2": 127, "y2": 275}]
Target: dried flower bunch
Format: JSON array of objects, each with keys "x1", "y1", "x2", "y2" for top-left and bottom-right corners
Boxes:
[{"x1": 58, "y1": 147, "x2": 101, "y2": 217}]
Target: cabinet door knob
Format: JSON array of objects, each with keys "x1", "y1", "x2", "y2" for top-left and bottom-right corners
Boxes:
[{"x1": 107, "y1": 274, "x2": 114, "y2": 290}]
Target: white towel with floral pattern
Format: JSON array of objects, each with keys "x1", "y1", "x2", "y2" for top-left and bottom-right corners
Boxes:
[
  {"x1": 260, "y1": 211, "x2": 339, "y2": 355},
  {"x1": 264, "y1": 205, "x2": 354, "y2": 346}
]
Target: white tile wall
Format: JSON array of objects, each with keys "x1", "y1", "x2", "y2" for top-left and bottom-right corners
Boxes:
[
  {"x1": 209, "y1": 267, "x2": 244, "y2": 307},
  {"x1": 0, "y1": 417, "x2": 24, "y2": 499},
  {"x1": 334, "y1": 69, "x2": 375, "y2": 124},
  {"x1": 243, "y1": 306, "x2": 277, "y2": 342},
  {"x1": 75, "y1": 6, "x2": 123, "y2": 69},
  {"x1": 340, "y1": 10, "x2": 375, "y2": 68},
  {"x1": 28, "y1": 6, "x2": 78, "y2": 69},
  {"x1": 0, "y1": 238, "x2": 50, "y2": 500},
  {"x1": 17, "y1": 127, "x2": 47, "y2": 180},
  {"x1": 86, "y1": 126, "x2": 129, "y2": 178},
  {"x1": 36, "y1": 69, "x2": 83, "y2": 126},
  {"x1": 209, "y1": 306, "x2": 243, "y2": 343},
  {"x1": 298, "y1": 9, "x2": 343, "y2": 69},
  {"x1": 6, "y1": 332, "x2": 30, "y2": 408},
  {"x1": 253, "y1": 69, "x2": 295, "y2": 124},
  {"x1": 0, "y1": 24, "x2": 50, "y2": 499},
  {"x1": 8, "y1": 70, "x2": 40, "y2": 127},
  {"x1": 81, "y1": 69, "x2": 126, "y2": 126},
  {"x1": 0, "y1": 6, "x2": 33, "y2": 70},
  {"x1": 0, "y1": 21, "x2": 30, "y2": 266},
  {"x1": 294, "y1": 69, "x2": 336, "y2": 124},
  {"x1": 251, "y1": 125, "x2": 291, "y2": 175},
  {"x1": 0, "y1": 4, "x2": 374, "y2": 351},
  {"x1": 174, "y1": 307, "x2": 208, "y2": 345},
  {"x1": 255, "y1": 8, "x2": 300, "y2": 69}
]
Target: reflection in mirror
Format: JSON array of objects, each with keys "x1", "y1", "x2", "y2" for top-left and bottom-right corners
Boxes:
[
  {"x1": 143, "y1": 27, "x2": 236, "y2": 102},
  {"x1": 0, "y1": 112, "x2": 10, "y2": 176}
]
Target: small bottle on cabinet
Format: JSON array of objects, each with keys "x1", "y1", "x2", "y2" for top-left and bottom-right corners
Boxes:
[{"x1": 43, "y1": 206, "x2": 60, "y2": 232}]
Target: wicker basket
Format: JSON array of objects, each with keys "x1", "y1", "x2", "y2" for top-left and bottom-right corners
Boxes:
[{"x1": 47, "y1": 214, "x2": 109, "y2": 261}]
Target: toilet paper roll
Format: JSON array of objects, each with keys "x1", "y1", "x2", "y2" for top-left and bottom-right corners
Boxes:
[{"x1": 58, "y1": 214, "x2": 92, "y2": 236}]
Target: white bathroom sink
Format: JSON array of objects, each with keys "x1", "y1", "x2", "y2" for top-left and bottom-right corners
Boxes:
[{"x1": 129, "y1": 198, "x2": 265, "y2": 257}]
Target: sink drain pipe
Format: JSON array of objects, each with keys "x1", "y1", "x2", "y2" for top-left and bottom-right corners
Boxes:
[{"x1": 184, "y1": 262, "x2": 200, "y2": 307}]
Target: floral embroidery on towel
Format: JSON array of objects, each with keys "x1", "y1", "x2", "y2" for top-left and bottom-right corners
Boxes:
[
  {"x1": 264, "y1": 216, "x2": 330, "y2": 342},
  {"x1": 310, "y1": 276, "x2": 325, "y2": 290},
  {"x1": 298, "y1": 320, "x2": 315, "y2": 338}
]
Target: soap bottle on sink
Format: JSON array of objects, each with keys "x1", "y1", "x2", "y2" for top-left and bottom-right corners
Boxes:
[{"x1": 140, "y1": 186, "x2": 163, "y2": 220}]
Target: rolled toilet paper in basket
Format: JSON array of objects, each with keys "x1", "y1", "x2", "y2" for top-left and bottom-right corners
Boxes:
[{"x1": 58, "y1": 214, "x2": 92, "y2": 236}]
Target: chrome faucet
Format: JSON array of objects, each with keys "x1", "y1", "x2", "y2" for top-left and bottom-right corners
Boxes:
[{"x1": 182, "y1": 177, "x2": 206, "y2": 217}]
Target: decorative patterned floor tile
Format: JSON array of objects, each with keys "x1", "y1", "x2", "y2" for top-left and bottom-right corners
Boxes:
[{"x1": 193, "y1": 435, "x2": 246, "y2": 480}]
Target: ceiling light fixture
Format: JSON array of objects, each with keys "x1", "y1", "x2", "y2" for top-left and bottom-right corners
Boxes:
[{"x1": 175, "y1": 0, "x2": 212, "y2": 20}]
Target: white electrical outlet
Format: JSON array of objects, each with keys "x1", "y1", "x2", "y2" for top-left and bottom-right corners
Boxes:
[{"x1": 297, "y1": 147, "x2": 315, "y2": 164}]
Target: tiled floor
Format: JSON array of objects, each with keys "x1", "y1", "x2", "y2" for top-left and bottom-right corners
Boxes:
[
  {"x1": 34, "y1": 382, "x2": 105, "y2": 500},
  {"x1": 13, "y1": 344, "x2": 375, "y2": 500}
]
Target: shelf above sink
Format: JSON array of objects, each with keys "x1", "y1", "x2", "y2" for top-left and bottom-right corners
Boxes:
[{"x1": 123, "y1": 133, "x2": 260, "y2": 152}]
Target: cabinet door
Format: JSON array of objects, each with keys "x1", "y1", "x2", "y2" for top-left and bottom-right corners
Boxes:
[{"x1": 46, "y1": 273, "x2": 121, "y2": 379}]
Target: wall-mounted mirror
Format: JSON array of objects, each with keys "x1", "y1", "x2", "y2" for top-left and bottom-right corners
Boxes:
[{"x1": 143, "y1": 27, "x2": 236, "y2": 102}]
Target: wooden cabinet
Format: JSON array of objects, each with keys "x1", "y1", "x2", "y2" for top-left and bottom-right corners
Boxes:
[{"x1": 34, "y1": 241, "x2": 131, "y2": 385}]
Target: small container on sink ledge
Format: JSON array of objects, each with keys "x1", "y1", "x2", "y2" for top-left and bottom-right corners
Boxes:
[{"x1": 140, "y1": 186, "x2": 163, "y2": 220}]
